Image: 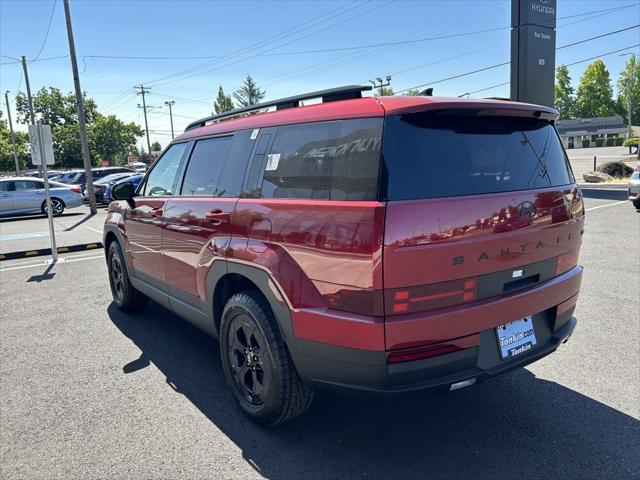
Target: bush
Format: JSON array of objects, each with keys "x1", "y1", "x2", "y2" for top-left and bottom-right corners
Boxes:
[
  {"x1": 582, "y1": 139, "x2": 590, "y2": 148},
  {"x1": 595, "y1": 161, "x2": 634, "y2": 178},
  {"x1": 623, "y1": 136, "x2": 638, "y2": 148},
  {"x1": 605, "y1": 138, "x2": 615, "y2": 147},
  {"x1": 615, "y1": 137, "x2": 624, "y2": 146},
  {"x1": 595, "y1": 138, "x2": 604, "y2": 147}
]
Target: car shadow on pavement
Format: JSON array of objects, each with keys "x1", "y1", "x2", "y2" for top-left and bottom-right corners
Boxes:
[{"x1": 108, "y1": 301, "x2": 639, "y2": 480}]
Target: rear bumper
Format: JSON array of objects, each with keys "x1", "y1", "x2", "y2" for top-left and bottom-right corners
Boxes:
[{"x1": 292, "y1": 265, "x2": 582, "y2": 394}]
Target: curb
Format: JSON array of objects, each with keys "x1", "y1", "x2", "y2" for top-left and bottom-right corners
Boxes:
[{"x1": 0, "y1": 242, "x2": 104, "y2": 261}]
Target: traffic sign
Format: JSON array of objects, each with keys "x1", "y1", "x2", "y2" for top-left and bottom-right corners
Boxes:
[{"x1": 28, "y1": 124, "x2": 55, "y2": 165}]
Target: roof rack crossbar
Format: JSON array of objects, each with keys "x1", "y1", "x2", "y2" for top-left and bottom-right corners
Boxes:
[{"x1": 185, "y1": 85, "x2": 372, "y2": 131}]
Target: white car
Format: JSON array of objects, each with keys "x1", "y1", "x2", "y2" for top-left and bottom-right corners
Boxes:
[
  {"x1": 0, "y1": 177, "x2": 85, "y2": 217},
  {"x1": 629, "y1": 165, "x2": 640, "y2": 211}
]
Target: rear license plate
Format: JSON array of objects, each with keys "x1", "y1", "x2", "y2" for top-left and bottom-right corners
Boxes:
[{"x1": 495, "y1": 316, "x2": 537, "y2": 360}]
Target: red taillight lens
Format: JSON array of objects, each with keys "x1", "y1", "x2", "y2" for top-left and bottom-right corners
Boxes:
[
  {"x1": 387, "y1": 334, "x2": 480, "y2": 364},
  {"x1": 556, "y1": 250, "x2": 579, "y2": 276},
  {"x1": 387, "y1": 277, "x2": 478, "y2": 316},
  {"x1": 70, "y1": 187, "x2": 81, "y2": 193}
]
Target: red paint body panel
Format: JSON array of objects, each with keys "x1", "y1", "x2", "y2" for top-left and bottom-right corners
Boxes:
[
  {"x1": 385, "y1": 265, "x2": 582, "y2": 350},
  {"x1": 126, "y1": 197, "x2": 168, "y2": 284},
  {"x1": 229, "y1": 199, "x2": 385, "y2": 316}
]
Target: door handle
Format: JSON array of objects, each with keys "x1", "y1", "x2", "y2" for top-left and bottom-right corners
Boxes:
[
  {"x1": 150, "y1": 207, "x2": 164, "y2": 217},
  {"x1": 205, "y1": 209, "x2": 230, "y2": 225}
]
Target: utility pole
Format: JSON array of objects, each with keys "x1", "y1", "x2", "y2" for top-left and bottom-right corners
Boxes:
[
  {"x1": 63, "y1": 0, "x2": 96, "y2": 214},
  {"x1": 164, "y1": 100, "x2": 175, "y2": 139},
  {"x1": 4, "y1": 91, "x2": 20, "y2": 175},
  {"x1": 136, "y1": 85, "x2": 152, "y2": 156},
  {"x1": 369, "y1": 75, "x2": 392, "y2": 96},
  {"x1": 21, "y1": 56, "x2": 40, "y2": 175}
]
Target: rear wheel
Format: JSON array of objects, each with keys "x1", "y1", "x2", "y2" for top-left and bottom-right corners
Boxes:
[
  {"x1": 220, "y1": 291, "x2": 313, "y2": 426},
  {"x1": 107, "y1": 241, "x2": 147, "y2": 312},
  {"x1": 41, "y1": 198, "x2": 65, "y2": 216}
]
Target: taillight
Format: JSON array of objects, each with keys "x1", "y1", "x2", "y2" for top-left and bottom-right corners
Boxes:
[
  {"x1": 386, "y1": 277, "x2": 478, "y2": 316},
  {"x1": 556, "y1": 250, "x2": 579, "y2": 276},
  {"x1": 387, "y1": 334, "x2": 479, "y2": 364},
  {"x1": 70, "y1": 187, "x2": 81, "y2": 193}
]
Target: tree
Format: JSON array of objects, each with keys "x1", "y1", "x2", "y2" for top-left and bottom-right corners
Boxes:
[
  {"x1": 233, "y1": 75, "x2": 266, "y2": 107},
  {"x1": 90, "y1": 115, "x2": 144, "y2": 165},
  {"x1": 374, "y1": 86, "x2": 394, "y2": 97},
  {"x1": 404, "y1": 88, "x2": 421, "y2": 96},
  {"x1": 0, "y1": 111, "x2": 30, "y2": 172},
  {"x1": 214, "y1": 86, "x2": 234, "y2": 114},
  {"x1": 575, "y1": 59, "x2": 616, "y2": 118},
  {"x1": 617, "y1": 54, "x2": 640, "y2": 127},
  {"x1": 150, "y1": 141, "x2": 162, "y2": 152},
  {"x1": 15, "y1": 87, "x2": 142, "y2": 168},
  {"x1": 554, "y1": 65, "x2": 575, "y2": 120}
]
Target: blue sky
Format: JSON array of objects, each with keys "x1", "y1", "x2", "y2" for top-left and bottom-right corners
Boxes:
[{"x1": 1, "y1": 0, "x2": 639, "y2": 148}]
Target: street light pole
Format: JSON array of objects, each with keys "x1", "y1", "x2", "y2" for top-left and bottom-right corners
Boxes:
[
  {"x1": 4, "y1": 91, "x2": 20, "y2": 175},
  {"x1": 63, "y1": 0, "x2": 97, "y2": 214},
  {"x1": 164, "y1": 100, "x2": 175, "y2": 139}
]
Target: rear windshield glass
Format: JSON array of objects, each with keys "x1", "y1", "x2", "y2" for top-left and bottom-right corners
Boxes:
[{"x1": 382, "y1": 113, "x2": 573, "y2": 200}]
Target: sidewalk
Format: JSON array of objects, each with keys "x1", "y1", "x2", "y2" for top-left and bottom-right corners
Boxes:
[{"x1": 0, "y1": 205, "x2": 106, "y2": 256}]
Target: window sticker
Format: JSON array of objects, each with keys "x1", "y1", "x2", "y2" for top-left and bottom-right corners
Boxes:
[
  {"x1": 250, "y1": 129, "x2": 260, "y2": 140},
  {"x1": 265, "y1": 153, "x2": 280, "y2": 171}
]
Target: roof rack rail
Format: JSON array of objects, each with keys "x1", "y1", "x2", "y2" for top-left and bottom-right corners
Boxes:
[
  {"x1": 483, "y1": 96, "x2": 511, "y2": 101},
  {"x1": 185, "y1": 84, "x2": 372, "y2": 131}
]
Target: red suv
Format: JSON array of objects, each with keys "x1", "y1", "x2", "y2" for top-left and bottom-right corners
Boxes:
[{"x1": 105, "y1": 86, "x2": 583, "y2": 425}]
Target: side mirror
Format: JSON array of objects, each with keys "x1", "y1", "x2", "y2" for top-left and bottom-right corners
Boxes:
[{"x1": 112, "y1": 181, "x2": 135, "y2": 205}]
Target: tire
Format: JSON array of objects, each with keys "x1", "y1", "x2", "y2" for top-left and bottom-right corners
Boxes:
[
  {"x1": 41, "y1": 198, "x2": 65, "y2": 217},
  {"x1": 107, "y1": 241, "x2": 148, "y2": 312},
  {"x1": 220, "y1": 291, "x2": 314, "y2": 426}
]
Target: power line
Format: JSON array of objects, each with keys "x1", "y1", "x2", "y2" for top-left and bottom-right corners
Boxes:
[
  {"x1": 557, "y1": 24, "x2": 639, "y2": 50},
  {"x1": 33, "y1": 0, "x2": 58, "y2": 61}
]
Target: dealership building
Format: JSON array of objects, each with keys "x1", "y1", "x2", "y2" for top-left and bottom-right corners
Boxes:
[{"x1": 555, "y1": 115, "x2": 629, "y2": 149}]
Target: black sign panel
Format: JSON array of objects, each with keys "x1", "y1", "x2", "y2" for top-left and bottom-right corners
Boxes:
[{"x1": 510, "y1": 0, "x2": 557, "y2": 107}]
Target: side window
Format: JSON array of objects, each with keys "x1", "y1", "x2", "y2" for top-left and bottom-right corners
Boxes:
[
  {"x1": 141, "y1": 143, "x2": 188, "y2": 196},
  {"x1": 0, "y1": 182, "x2": 9, "y2": 192},
  {"x1": 261, "y1": 121, "x2": 341, "y2": 200},
  {"x1": 331, "y1": 118, "x2": 382, "y2": 201},
  {"x1": 14, "y1": 180, "x2": 40, "y2": 191},
  {"x1": 181, "y1": 136, "x2": 233, "y2": 196}
]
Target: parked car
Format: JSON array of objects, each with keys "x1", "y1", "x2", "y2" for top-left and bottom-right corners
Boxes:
[
  {"x1": 0, "y1": 177, "x2": 84, "y2": 217},
  {"x1": 71, "y1": 166, "x2": 135, "y2": 191},
  {"x1": 104, "y1": 86, "x2": 584, "y2": 425},
  {"x1": 54, "y1": 170, "x2": 84, "y2": 184},
  {"x1": 105, "y1": 174, "x2": 144, "y2": 203},
  {"x1": 87, "y1": 172, "x2": 136, "y2": 204},
  {"x1": 628, "y1": 164, "x2": 640, "y2": 210},
  {"x1": 129, "y1": 162, "x2": 148, "y2": 173},
  {"x1": 22, "y1": 170, "x2": 63, "y2": 179}
]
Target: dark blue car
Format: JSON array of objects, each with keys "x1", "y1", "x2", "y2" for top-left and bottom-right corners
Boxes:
[{"x1": 105, "y1": 174, "x2": 144, "y2": 203}]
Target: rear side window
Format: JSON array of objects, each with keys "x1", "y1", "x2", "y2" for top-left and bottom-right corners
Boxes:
[
  {"x1": 382, "y1": 113, "x2": 573, "y2": 200},
  {"x1": 181, "y1": 136, "x2": 233, "y2": 196},
  {"x1": 259, "y1": 118, "x2": 382, "y2": 201},
  {"x1": 141, "y1": 142, "x2": 188, "y2": 196}
]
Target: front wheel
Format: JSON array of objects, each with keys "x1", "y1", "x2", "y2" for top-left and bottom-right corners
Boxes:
[
  {"x1": 220, "y1": 291, "x2": 314, "y2": 426},
  {"x1": 41, "y1": 198, "x2": 65, "y2": 216},
  {"x1": 107, "y1": 241, "x2": 147, "y2": 312}
]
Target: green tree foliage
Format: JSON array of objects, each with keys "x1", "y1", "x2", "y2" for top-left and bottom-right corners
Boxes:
[
  {"x1": 617, "y1": 54, "x2": 640, "y2": 126},
  {"x1": 150, "y1": 141, "x2": 162, "y2": 151},
  {"x1": 403, "y1": 88, "x2": 421, "y2": 96},
  {"x1": 233, "y1": 75, "x2": 266, "y2": 107},
  {"x1": 554, "y1": 65, "x2": 575, "y2": 120},
  {"x1": 14, "y1": 87, "x2": 142, "y2": 167},
  {"x1": 374, "y1": 86, "x2": 394, "y2": 97},
  {"x1": 575, "y1": 59, "x2": 616, "y2": 118},
  {"x1": 214, "y1": 86, "x2": 235, "y2": 113},
  {"x1": 0, "y1": 111, "x2": 30, "y2": 172}
]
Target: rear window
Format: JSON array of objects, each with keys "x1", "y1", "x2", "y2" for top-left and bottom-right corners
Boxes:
[{"x1": 382, "y1": 113, "x2": 573, "y2": 200}]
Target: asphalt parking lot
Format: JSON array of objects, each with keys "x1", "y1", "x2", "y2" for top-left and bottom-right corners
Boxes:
[{"x1": 0, "y1": 192, "x2": 638, "y2": 480}]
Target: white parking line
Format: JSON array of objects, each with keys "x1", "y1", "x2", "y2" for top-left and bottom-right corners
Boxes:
[
  {"x1": 585, "y1": 200, "x2": 628, "y2": 212},
  {"x1": 86, "y1": 226, "x2": 103, "y2": 234},
  {"x1": 0, "y1": 254, "x2": 104, "y2": 272}
]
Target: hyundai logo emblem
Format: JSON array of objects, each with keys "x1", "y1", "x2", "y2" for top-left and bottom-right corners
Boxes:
[{"x1": 517, "y1": 201, "x2": 537, "y2": 219}]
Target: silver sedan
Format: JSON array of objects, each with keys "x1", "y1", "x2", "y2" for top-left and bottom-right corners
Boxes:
[
  {"x1": 0, "y1": 177, "x2": 85, "y2": 217},
  {"x1": 629, "y1": 165, "x2": 640, "y2": 211}
]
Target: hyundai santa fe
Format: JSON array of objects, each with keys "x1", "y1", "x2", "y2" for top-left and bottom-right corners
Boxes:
[{"x1": 104, "y1": 86, "x2": 583, "y2": 425}]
